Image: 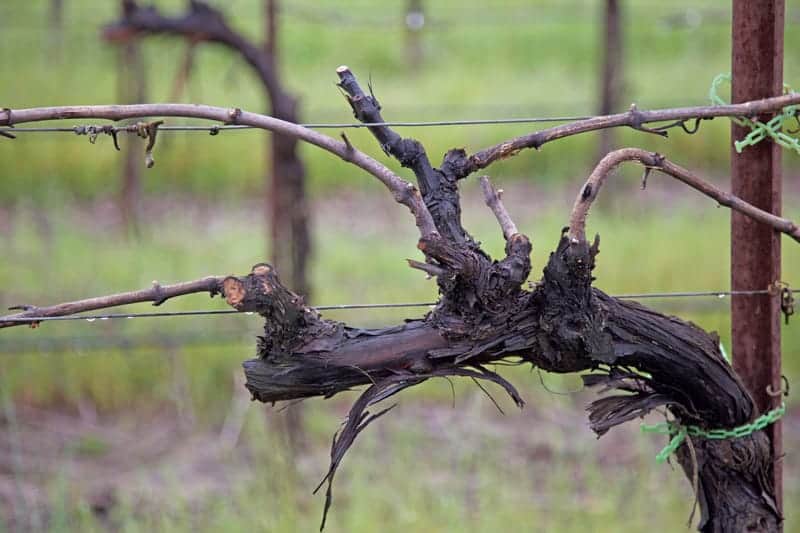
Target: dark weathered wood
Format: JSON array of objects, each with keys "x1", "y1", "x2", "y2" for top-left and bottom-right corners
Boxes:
[
  {"x1": 731, "y1": 0, "x2": 785, "y2": 519},
  {"x1": 337, "y1": 66, "x2": 474, "y2": 247},
  {"x1": 239, "y1": 68, "x2": 783, "y2": 528},
  {"x1": 235, "y1": 231, "x2": 777, "y2": 531},
  {"x1": 241, "y1": 68, "x2": 784, "y2": 530}
]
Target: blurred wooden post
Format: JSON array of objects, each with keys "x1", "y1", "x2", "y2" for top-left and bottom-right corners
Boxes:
[
  {"x1": 102, "y1": 0, "x2": 311, "y2": 446},
  {"x1": 597, "y1": 0, "x2": 622, "y2": 157},
  {"x1": 117, "y1": 36, "x2": 146, "y2": 234},
  {"x1": 405, "y1": 0, "x2": 425, "y2": 72},
  {"x1": 263, "y1": 0, "x2": 310, "y2": 301},
  {"x1": 264, "y1": 0, "x2": 308, "y2": 450},
  {"x1": 48, "y1": 0, "x2": 64, "y2": 63},
  {"x1": 731, "y1": 0, "x2": 784, "y2": 518}
]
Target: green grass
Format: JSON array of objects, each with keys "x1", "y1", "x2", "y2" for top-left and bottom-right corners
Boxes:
[
  {"x1": 2, "y1": 1, "x2": 800, "y2": 530},
  {"x1": 2, "y1": 190, "x2": 799, "y2": 531},
  {"x1": 30, "y1": 419, "x2": 694, "y2": 533},
  {"x1": 2, "y1": 387, "x2": 705, "y2": 533},
  {"x1": 1, "y1": 0, "x2": 800, "y2": 202}
]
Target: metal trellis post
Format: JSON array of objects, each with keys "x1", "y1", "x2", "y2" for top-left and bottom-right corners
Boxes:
[{"x1": 731, "y1": 0, "x2": 784, "y2": 517}]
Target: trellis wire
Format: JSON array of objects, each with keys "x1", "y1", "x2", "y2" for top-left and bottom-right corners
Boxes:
[
  {"x1": 3, "y1": 288, "x2": 796, "y2": 323},
  {"x1": 1, "y1": 303, "x2": 432, "y2": 323},
  {"x1": 0, "y1": 329, "x2": 252, "y2": 354},
  {"x1": 278, "y1": 4, "x2": 765, "y2": 29},
  {"x1": 0, "y1": 115, "x2": 596, "y2": 136}
]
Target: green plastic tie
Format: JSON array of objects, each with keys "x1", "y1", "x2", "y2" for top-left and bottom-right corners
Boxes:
[
  {"x1": 718, "y1": 341, "x2": 730, "y2": 364},
  {"x1": 709, "y1": 73, "x2": 800, "y2": 155},
  {"x1": 641, "y1": 403, "x2": 786, "y2": 464}
]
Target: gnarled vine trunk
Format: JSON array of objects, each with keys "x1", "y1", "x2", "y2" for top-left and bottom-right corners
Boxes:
[
  {"x1": 2, "y1": 68, "x2": 795, "y2": 531},
  {"x1": 235, "y1": 234, "x2": 777, "y2": 531},
  {"x1": 228, "y1": 69, "x2": 782, "y2": 531}
]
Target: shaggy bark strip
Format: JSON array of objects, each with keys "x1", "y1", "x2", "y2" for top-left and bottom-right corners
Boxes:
[{"x1": 3, "y1": 68, "x2": 799, "y2": 531}]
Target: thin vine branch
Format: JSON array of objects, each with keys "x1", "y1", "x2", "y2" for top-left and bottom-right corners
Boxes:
[
  {"x1": 0, "y1": 104, "x2": 438, "y2": 239},
  {"x1": 448, "y1": 93, "x2": 800, "y2": 179},
  {"x1": 4, "y1": 92, "x2": 799, "y2": 200},
  {"x1": 0, "y1": 276, "x2": 225, "y2": 328},
  {"x1": 567, "y1": 148, "x2": 800, "y2": 243},
  {"x1": 479, "y1": 175, "x2": 519, "y2": 240},
  {"x1": 105, "y1": 0, "x2": 287, "y2": 101}
]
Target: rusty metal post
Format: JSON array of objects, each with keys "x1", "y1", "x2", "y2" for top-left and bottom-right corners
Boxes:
[{"x1": 731, "y1": 0, "x2": 784, "y2": 516}]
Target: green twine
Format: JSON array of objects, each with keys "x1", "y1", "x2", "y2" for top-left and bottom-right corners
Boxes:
[
  {"x1": 637, "y1": 78, "x2": 796, "y2": 464},
  {"x1": 709, "y1": 73, "x2": 800, "y2": 155},
  {"x1": 641, "y1": 403, "x2": 786, "y2": 463},
  {"x1": 718, "y1": 341, "x2": 730, "y2": 364}
]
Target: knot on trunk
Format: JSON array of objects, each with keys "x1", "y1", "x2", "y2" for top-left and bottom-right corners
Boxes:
[
  {"x1": 222, "y1": 263, "x2": 332, "y2": 360},
  {"x1": 418, "y1": 234, "x2": 532, "y2": 340},
  {"x1": 535, "y1": 233, "x2": 614, "y2": 370}
]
